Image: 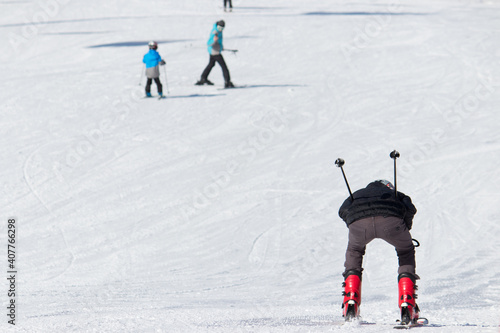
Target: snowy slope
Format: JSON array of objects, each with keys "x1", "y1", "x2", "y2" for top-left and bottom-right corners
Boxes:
[{"x1": 1, "y1": 0, "x2": 500, "y2": 331}]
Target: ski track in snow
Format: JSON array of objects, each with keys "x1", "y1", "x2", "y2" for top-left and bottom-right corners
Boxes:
[{"x1": 1, "y1": 0, "x2": 500, "y2": 331}]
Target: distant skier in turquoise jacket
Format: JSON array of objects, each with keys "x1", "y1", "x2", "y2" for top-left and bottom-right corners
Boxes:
[
  {"x1": 195, "y1": 20, "x2": 234, "y2": 88},
  {"x1": 142, "y1": 41, "x2": 166, "y2": 97}
]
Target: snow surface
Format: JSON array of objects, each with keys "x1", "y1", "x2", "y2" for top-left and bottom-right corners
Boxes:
[{"x1": 1, "y1": 0, "x2": 500, "y2": 331}]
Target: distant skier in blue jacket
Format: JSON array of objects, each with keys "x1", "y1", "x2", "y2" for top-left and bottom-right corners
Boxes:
[
  {"x1": 143, "y1": 41, "x2": 166, "y2": 97},
  {"x1": 195, "y1": 20, "x2": 234, "y2": 88}
]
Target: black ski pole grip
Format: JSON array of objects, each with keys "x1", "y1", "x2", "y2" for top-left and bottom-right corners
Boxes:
[
  {"x1": 390, "y1": 150, "x2": 400, "y2": 197},
  {"x1": 335, "y1": 158, "x2": 345, "y2": 167},
  {"x1": 335, "y1": 158, "x2": 354, "y2": 201},
  {"x1": 390, "y1": 150, "x2": 400, "y2": 159}
]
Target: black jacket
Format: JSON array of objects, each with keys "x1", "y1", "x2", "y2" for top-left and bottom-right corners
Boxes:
[{"x1": 338, "y1": 181, "x2": 417, "y2": 229}]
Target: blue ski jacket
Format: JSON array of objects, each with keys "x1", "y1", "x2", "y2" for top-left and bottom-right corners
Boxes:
[
  {"x1": 143, "y1": 49, "x2": 162, "y2": 68},
  {"x1": 207, "y1": 23, "x2": 223, "y2": 55}
]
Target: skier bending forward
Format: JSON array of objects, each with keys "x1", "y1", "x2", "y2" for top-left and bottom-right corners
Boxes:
[{"x1": 338, "y1": 179, "x2": 420, "y2": 324}]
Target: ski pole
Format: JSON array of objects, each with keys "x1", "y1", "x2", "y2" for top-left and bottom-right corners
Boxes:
[
  {"x1": 162, "y1": 65, "x2": 170, "y2": 94},
  {"x1": 389, "y1": 151, "x2": 419, "y2": 246},
  {"x1": 223, "y1": 49, "x2": 238, "y2": 54},
  {"x1": 138, "y1": 64, "x2": 145, "y2": 85},
  {"x1": 335, "y1": 158, "x2": 354, "y2": 201},
  {"x1": 390, "y1": 150, "x2": 400, "y2": 197}
]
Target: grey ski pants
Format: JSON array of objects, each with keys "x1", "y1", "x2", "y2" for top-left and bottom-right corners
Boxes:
[{"x1": 344, "y1": 216, "x2": 416, "y2": 276}]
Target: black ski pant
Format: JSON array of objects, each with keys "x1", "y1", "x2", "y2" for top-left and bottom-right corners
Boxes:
[
  {"x1": 201, "y1": 54, "x2": 231, "y2": 83},
  {"x1": 224, "y1": 0, "x2": 232, "y2": 9},
  {"x1": 344, "y1": 216, "x2": 416, "y2": 277},
  {"x1": 146, "y1": 77, "x2": 162, "y2": 94}
]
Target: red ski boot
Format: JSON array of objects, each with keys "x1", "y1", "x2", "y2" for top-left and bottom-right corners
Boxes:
[
  {"x1": 398, "y1": 273, "x2": 420, "y2": 324},
  {"x1": 342, "y1": 270, "x2": 362, "y2": 321}
]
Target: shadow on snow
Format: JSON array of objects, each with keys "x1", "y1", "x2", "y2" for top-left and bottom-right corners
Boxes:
[
  {"x1": 88, "y1": 39, "x2": 193, "y2": 48},
  {"x1": 166, "y1": 94, "x2": 225, "y2": 99},
  {"x1": 42, "y1": 31, "x2": 112, "y2": 35},
  {"x1": 0, "y1": 16, "x2": 150, "y2": 28},
  {"x1": 302, "y1": 11, "x2": 432, "y2": 16},
  {"x1": 233, "y1": 84, "x2": 305, "y2": 89}
]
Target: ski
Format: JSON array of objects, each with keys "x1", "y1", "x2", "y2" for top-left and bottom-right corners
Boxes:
[
  {"x1": 393, "y1": 323, "x2": 422, "y2": 329},
  {"x1": 217, "y1": 84, "x2": 246, "y2": 90},
  {"x1": 142, "y1": 95, "x2": 166, "y2": 100},
  {"x1": 342, "y1": 320, "x2": 376, "y2": 327},
  {"x1": 394, "y1": 318, "x2": 429, "y2": 329}
]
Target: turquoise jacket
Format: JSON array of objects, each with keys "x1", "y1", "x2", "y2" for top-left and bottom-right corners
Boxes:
[{"x1": 207, "y1": 23, "x2": 223, "y2": 55}]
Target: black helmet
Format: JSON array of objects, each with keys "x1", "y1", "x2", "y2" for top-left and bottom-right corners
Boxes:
[
  {"x1": 148, "y1": 41, "x2": 158, "y2": 50},
  {"x1": 216, "y1": 20, "x2": 225, "y2": 27},
  {"x1": 374, "y1": 179, "x2": 395, "y2": 190}
]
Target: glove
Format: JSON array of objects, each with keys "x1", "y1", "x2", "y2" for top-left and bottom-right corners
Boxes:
[{"x1": 160, "y1": 60, "x2": 166, "y2": 66}]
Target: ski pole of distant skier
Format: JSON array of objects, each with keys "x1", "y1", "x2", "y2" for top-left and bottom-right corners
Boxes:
[
  {"x1": 390, "y1": 150, "x2": 400, "y2": 197},
  {"x1": 138, "y1": 64, "x2": 145, "y2": 85},
  {"x1": 223, "y1": 49, "x2": 238, "y2": 55},
  {"x1": 335, "y1": 158, "x2": 354, "y2": 201},
  {"x1": 162, "y1": 65, "x2": 169, "y2": 94}
]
